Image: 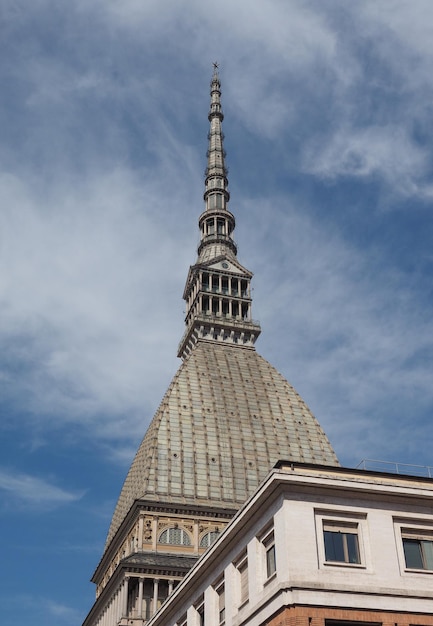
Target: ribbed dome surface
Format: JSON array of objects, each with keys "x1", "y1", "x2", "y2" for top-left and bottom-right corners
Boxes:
[{"x1": 106, "y1": 342, "x2": 339, "y2": 546}]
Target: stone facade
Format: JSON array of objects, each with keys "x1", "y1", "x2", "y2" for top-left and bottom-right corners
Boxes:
[{"x1": 145, "y1": 463, "x2": 433, "y2": 626}]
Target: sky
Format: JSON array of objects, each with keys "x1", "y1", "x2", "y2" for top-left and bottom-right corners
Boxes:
[{"x1": 1, "y1": 1, "x2": 433, "y2": 624}]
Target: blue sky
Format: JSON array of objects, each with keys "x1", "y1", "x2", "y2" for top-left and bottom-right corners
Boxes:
[{"x1": 1, "y1": 1, "x2": 433, "y2": 624}]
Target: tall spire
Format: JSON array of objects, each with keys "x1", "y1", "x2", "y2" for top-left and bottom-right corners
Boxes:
[
  {"x1": 178, "y1": 66, "x2": 261, "y2": 359},
  {"x1": 198, "y1": 62, "x2": 236, "y2": 258}
]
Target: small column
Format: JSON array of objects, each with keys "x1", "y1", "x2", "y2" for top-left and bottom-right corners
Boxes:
[
  {"x1": 121, "y1": 576, "x2": 129, "y2": 618},
  {"x1": 137, "y1": 578, "x2": 144, "y2": 619},
  {"x1": 153, "y1": 578, "x2": 159, "y2": 616},
  {"x1": 109, "y1": 598, "x2": 113, "y2": 626},
  {"x1": 152, "y1": 517, "x2": 158, "y2": 551},
  {"x1": 138, "y1": 515, "x2": 144, "y2": 550},
  {"x1": 168, "y1": 580, "x2": 174, "y2": 595},
  {"x1": 114, "y1": 587, "x2": 119, "y2": 623},
  {"x1": 193, "y1": 519, "x2": 200, "y2": 552}
]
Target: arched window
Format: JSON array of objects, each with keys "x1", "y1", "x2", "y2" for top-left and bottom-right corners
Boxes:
[
  {"x1": 200, "y1": 531, "x2": 220, "y2": 548},
  {"x1": 158, "y1": 527, "x2": 191, "y2": 546}
]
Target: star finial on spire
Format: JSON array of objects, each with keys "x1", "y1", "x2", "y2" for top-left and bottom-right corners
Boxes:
[{"x1": 213, "y1": 61, "x2": 219, "y2": 72}]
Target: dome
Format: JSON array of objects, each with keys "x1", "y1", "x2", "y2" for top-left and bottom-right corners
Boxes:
[{"x1": 107, "y1": 341, "x2": 339, "y2": 546}]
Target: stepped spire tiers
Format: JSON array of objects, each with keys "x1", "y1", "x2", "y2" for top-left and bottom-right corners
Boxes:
[
  {"x1": 82, "y1": 68, "x2": 339, "y2": 626},
  {"x1": 178, "y1": 64, "x2": 261, "y2": 359}
]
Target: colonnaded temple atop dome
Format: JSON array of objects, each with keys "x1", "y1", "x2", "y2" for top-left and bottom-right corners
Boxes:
[{"x1": 82, "y1": 66, "x2": 339, "y2": 626}]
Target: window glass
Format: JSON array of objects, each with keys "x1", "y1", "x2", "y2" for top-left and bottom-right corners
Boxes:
[
  {"x1": 236, "y1": 555, "x2": 248, "y2": 604},
  {"x1": 159, "y1": 527, "x2": 191, "y2": 546},
  {"x1": 200, "y1": 531, "x2": 220, "y2": 548},
  {"x1": 197, "y1": 603, "x2": 205, "y2": 626},
  {"x1": 216, "y1": 583, "x2": 225, "y2": 625},
  {"x1": 266, "y1": 543, "x2": 276, "y2": 577},
  {"x1": 207, "y1": 219, "x2": 215, "y2": 235},
  {"x1": 262, "y1": 531, "x2": 276, "y2": 578},
  {"x1": 403, "y1": 536, "x2": 433, "y2": 570},
  {"x1": 323, "y1": 522, "x2": 360, "y2": 564}
]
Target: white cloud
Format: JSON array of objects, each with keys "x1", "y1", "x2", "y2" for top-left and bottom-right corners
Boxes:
[
  {"x1": 0, "y1": 165, "x2": 193, "y2": 437},
  {"x1": 3, "y1": 594, "x2": 83, "y2": 626},
  {"x1": 302, "y1": 125, "x2": 432, "y2": 198},
  {"x1": 46, "y1": 599, "x2": 82, "y2": 620},
  {"x1": 0, "y1": 468, "x2": 83, "y2": 506},
  {"x1": 359, "y1": 1, "x2": 433, "y2": 64}
]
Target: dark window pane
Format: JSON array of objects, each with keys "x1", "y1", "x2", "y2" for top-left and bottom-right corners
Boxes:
[
  {"x1": 324, "y1": 531, "x2": 344, "y2": 562},
  {"x1": 346, "y1": 532, "x2": 360, "y2": 564},
  {"x1": 403, "y1": 538, "x2": 424, "y2": 568},
  {"x1": 266, "y1": 544, "x2": 276, "y2": 577},
  {"x1": 423, "y1": 540, "x2": 433, "y2": 570},
  {"x1": 239, "y1": 561, "x2": 248, "y2": 603}
]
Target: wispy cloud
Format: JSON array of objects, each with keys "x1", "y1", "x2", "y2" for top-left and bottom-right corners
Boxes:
[
  {"x1": 302, "y1": 125, "x2": 433, "y2": 199},
  {"x1": 2, "y1": 594, "x2": 83, "y2": 626},
  {"x1": 0, "y1": 468, "x2": 84, "y2": 507}
]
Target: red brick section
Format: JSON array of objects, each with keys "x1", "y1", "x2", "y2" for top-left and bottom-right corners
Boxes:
[{"x1": 266, "y1": 606, "x2": 433, "y2": 626}]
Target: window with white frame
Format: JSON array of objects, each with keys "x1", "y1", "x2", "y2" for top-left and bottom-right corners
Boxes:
[
  {"x1": 315, "y1": 511, "x2": 368, "y2": 569},
  {"x1": 401, "y1": 528, "x2": 433, "y2": 571},
  {"x1": 323, "y1": 520, "x2": 360, "y2": 564},
  {"x1": 261, "y1": 528, "x2": 276, "y2": 579}
]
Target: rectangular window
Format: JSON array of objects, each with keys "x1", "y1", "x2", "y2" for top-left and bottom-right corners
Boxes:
[
  {"x1": 215, "y1": 582, "x2": 225, "y2": 625},
  {"x1": 323, "y1": 521, "x2": 360, "y2": 564},
  {"x1": 236, "y1": 554, "x2": 248, "y2": 605},
  {"x1": 402, "y1": 529, "x2": 433, "y2": 570},
  {"x1": 262, "y1": 530, "x2": 276, "y2": 579},
  {"x1": 207, "y1": 219, "x2": 215, "y2": 235},
  {"x1": 196, "y1": 602, "x2": 205, "y2": 626}
]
